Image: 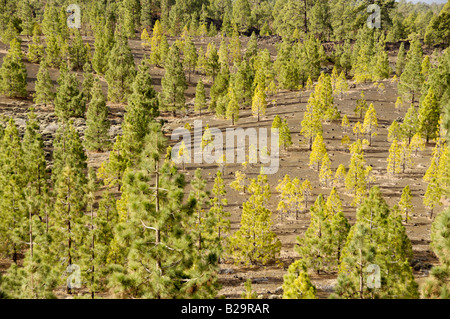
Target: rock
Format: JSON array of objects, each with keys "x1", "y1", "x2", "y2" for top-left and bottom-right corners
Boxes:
[
  {"x1": 268, "y1": 295, "x2": 280, "y2": 299},
  {"x1": 219, "y1": 268, "x2": 234, "y2": 275},
  {"x1": 109, "y1": 125, "x2": 122, "y2": 137},
  {"x1": 274, "y1": 286, "x2": 283, "y2": 294},
  {"x1": 42, "y1": 123, "x2": 59, "y2": 135},
  {"x1": 252, "y1": 277, "x2": 268, "y2": 283}
]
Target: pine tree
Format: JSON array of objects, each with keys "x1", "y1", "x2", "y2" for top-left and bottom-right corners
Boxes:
[
  {"x1": 334, "y1": 164, "x2": 346, "y2": 186},
  {"x1": 418, "y1": 88, "x2": 440, "y2": 142},
  {"x1": 44, "y1": 33, "x2": 61, "y2": 68},
  {"x1": 194, "y1": 79, "x2": 207, "y2": 115},
  {"x1": 319, "y1": 152, "x2": 332, "y2": 187},
  {"x1": 228, "y1": 172, "x2": 281, "y2": 265},
  {"x1": 354, "y1": 91, "x2": 368, "y2": 119},
  {"x1": 110, "y1": 129, "x2": 219, "y2": 298},
  {"x1": 81, "y1": 63, "x2": 95, "y2": 107},
  {"x1": 332, "y1": 187, "x2": 418, "y2": 299},
  {"x1": 388, "y1": 120, "x2": 402, "y2": 142},
  {"x1": 209, "y1": 171, "x2": 230, "y2": 246},
  {"x1": 229, "y1": 25, "x2": 242, "y2": 65},
  {"x1": 301, "y1": 95, "x2": 323, "y2": 151},
  {"x1": 395, "y1": 96, "x2": 403, "y2": 111},
  {"x1": 251, "y1": 83, "x2": 267, "y2": 122},
  {"x1": 226, "y1": 86, "x2": 239, "y2": 125},
  {"x1": 399, "y1": 38, "x2": 424, "y2": 104},
  {"x1": 335, "y1": 71, "x2": 349, "y2": 100},
  {"x1": 230, "y1": 170, "x2": 246, "y2": 194},
  {"x1": 52, "y1": 163, "x2": 88, "y2": 294},
  {"x1": 296, "y1": 194, "x2": 331, "y2": 274},
  {"x1": 421, "y1": 208, "x2": 450, "y2": 299},
  {"x1": 97, "y1": 135, "x2": 129, "y2": 191},
  {"x1": 372, "y1": 35, "x2": 391, "y2": 81},
  {"x1": 282, "y1": 260, "x2": 316, "y2": 299},
  {"x1": 396, "y1": 42, "x2": 406, "y2": 76},
  {"x1": 399, "y1": 139, "x2": 413, "y2": 173},
  {"x1": 183, "y1": 36, "x2": 198, "y2": 82},
  {"x1": 122, "y1": 59, "x2": 159, "y2": 161},
  {"x1": 387, "y1": 138, "x2": 401, "y2": 175},
  {"x1": 0, "y1": 119, "x2": 27, "y2": 263},
  {"x1": 424, "y1": 177, "x2": 442, "y2": 220},
  {"x1": 410, "y1": 133, "x2": 425, "y2": 157},
  {"x1": 310, "y1": 132, "x2": 327, "y2": 171},
  {"x1": 27, "y1": 24, "x2": 44, "y2": 63},
  {"x1": 399, "y1": 185, "x2": 413, "y2": 223},
  {"x1": 33, "y1": 61, "x2": 54, "y2": 106},
  {"x1": 0, "y1": 39, "x2": 27, "y2": 98},
  {"x1": 69, "y1": 29, "x2": 89, "y2": 71},
  {"x1": 279, "y1": 119, "x2": 293, "y2": 150},
  {"x1": 105, "y1": 35, "x2": 136, "y2": 103},
  {"x1": 92, "y1": 22, "x2": 114, "y2": 75},
  {"x1": 54, "y1": 69, "x2": 85, "y2": 119},
  {"x1": 328, "y1": 208, "x2": 350, "y2": 269},
  {"x1": 401, "y1": 103, "x2": 419, "y2": 144},
  {"x1": 161, "y1": 44, "x2": 187, "y2": 116},
  {"x1": 362, "y1": 103, "x2": 378, "y2": 146},
  {"x1": 345, "y1": 146, "x2": 368, "y2": 207},
  {"x1": 205, "y1": 42, "x2": 220, "y2": 80},
  {"x1": 241, "y1": 279, "x2": 258, "y2": 299},
  {"x1": 84, "y1": 79, "x2": 111, "y2": 151}
]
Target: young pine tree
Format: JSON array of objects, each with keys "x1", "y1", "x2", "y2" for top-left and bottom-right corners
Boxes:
[
  {"x1": 84, "y1": 79, "x2": 111, "y2": 151},
  {"x1": 160, "y1": 44, "x2": 187, "y2": 116},
  {"x1": 0, "y1": 39, "x2": 27, "y2": 98},
  {"x1": 228, "y1": 173, "x2": 281, "y2": 265},
  {"x1": 105, "y1": 35, "x2": 136, "y2": 103},
  {"x1": 194, "y1": 79, "x2": 207, "y2": 115},
  {"x1": 282, "y1": 260, "x2": 316, "y2": 299},
  {"x1": 399, "y1": 185, "x2": 413, "y2": 223},
  {"x1": 33, "y1": 61, "x2": 54, "y2": 106}
]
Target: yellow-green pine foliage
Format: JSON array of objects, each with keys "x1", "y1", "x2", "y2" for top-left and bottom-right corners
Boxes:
[
  {"x1": 341, "y1": 115, "x2": 350, "y2": 134},
  {"x1": 280, "y1": 119, "x2": 293, "y2": 150},
  {"x1": 229, "y1": 173, "x2": 281, "y2": 265},
  {"x1": 27, "y1": 24, "x2": 44, "y2": 63},
  {"x1": 354, "y1": 91, "x2": 368, "y2": 119},
  {"x1": 335, "y1": 71, "x2": 349, "y2": 100},
  {"x1": 388, "y1": 120, "x2": 402, "y2": 142},
  {"x1": 210, "y1": 171, "x2": 230, "y2": 243},
  {"x1": 0, "y1": 39, "x2": 27, "y2": 98},
  {"x1": 387, "y1": 138, "x2": 402, "y2": 175},
  {"x1": 362, "y1": 103, "x2": 378, "y2": 146},
  {"x1": 345, "y1": 142, "x2": 367, "y2": 206},
  {"x1": 319, "y1": 152, "x2": 332, "y2": 187},
  {"x1": 282, "y1": 260, "x2": 316, "y2": 299},
  {"x1": 149, "y1": 20, "x2": 163, "y2": 65},
  {"x1": 410, "y1": 133, "x2": 425, "y2": 156},
  {"x1": 418, "y1": 88, "x2": 440, "y2": 142},
  {"x1": 399, "y1": 185, "x2": 413, "y2": 223},
  {"x1": 241, "y1": 279, "x2": 258, "y2": 299},
  {"x1": 230, "y1": 170, "x2": 246, "y2": 193},
  {"x1": 310, "y1": 132, "x2": 327, "y2": 171},
  {"x1": 332, "y1": 187, "x2": 418, "y2": 299},
  {"x1": 301, "y1": 93, "x2": 323, "y2": 150},
  {"x1": 194, "y1": 79, "x2": 207, "y2": 115},
  {"x1": 395, "y1": 96, "x2": 403, "y2": 111},
  {"x1": 226, "y1": 86, "x2": 240, "y2": 125},
  {"x1": 421, "y1": 208, "x2": 450, "y2": 299},
  {"x1": 302, "y1": 179, "x2": 312, "y2": 209},
  {"x1": 276, "y1": 175, "x2": 304, "y2": 220},
  {"x1": 334, "y1": 164, "x2": 346, "y2": 186},
  {"x1": 326, "y1": 187, "x2": 343, "y2": 216},
  {"x1": 353, "y1": 121, "x2": 363, "y2": 141},
  {"x1": 251, "y1": 83, "x2": 267, "y2": 122},
  {"x1": 399, "y1": 139, "x2": 413, "y2": 173},
  {"x1": 401, "y1": 103, "x2": 419, "y2": 144},
  {"x1": 296, "y1": 194, "x2": 331, "y2": 274}
]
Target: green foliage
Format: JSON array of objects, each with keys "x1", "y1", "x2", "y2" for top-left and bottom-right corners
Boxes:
[
  {"x1": 282, "y1": 260, "x2": 316, "y2": 299},
  {"x1": 160, "y1": 44, "x2": 187, "y2": 115},
  {"x1": 33, "y1": 61, "x2": 54, "y2": 106},
  {"x1": 105, "y1": 35, "x2": 136, "y2": 103},
  {"x1": 229, "y1": 172, "x2": 281, "y2": 265},
  {"x1": 332, "y1": 187, "x2": 418, "y2": 299},
  {"x1": 84, "y1": 79, "x2": 111, "y2": 151},
  {"x1": 0, "y1": 39, "x2": 27, "y2": 98},
  {"x1": 54, "y1": 68, "x2": 85, "y2": 119}
]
